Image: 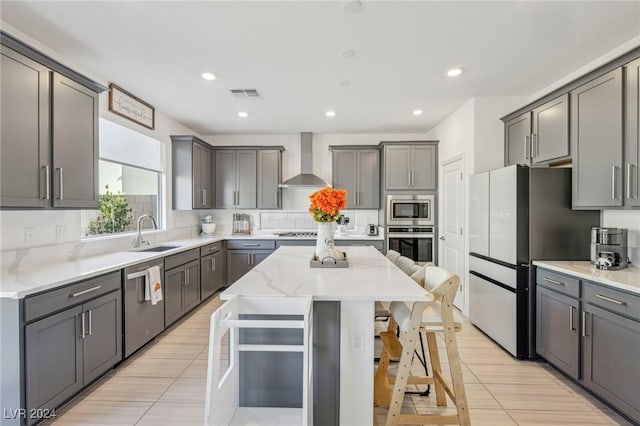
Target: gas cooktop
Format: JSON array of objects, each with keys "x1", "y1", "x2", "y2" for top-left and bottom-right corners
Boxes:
[{"x1": 274, "y1": 231, "x2": 318, "y2": 238}]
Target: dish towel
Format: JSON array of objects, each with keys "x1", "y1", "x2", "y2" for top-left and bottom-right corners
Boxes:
[{"x1": 145, "y1": 266, "x2": 163, "y2": 305}]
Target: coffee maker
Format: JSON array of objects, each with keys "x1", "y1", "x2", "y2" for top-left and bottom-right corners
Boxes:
[{"x1": 591, "y1": 227, "x2": 629, "y2": 270}]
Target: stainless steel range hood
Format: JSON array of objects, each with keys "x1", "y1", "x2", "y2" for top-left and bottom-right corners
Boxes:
[{"x1": 279, "y1": 132, "x2": 327, "y2": 188}]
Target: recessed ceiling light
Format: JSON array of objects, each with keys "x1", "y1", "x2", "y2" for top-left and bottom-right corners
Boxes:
[
  {"x1": 325, "y1": 110, "x2": 336, "y2": 117},
  {"x1": 238, "y1": 111, "x2": 248, "y2": 118},
  {"x1": 412, "y1": 109, "x2": 424, "y2": 116},
  {"x1": 341, "y1": 0, "x2": 363, "y2": 14},
  {"x1": 201, "y1": 72, "x2": 216, "y2": 81},
  {"x1": 446, "y1": 68, "x2": 463, "y2": 77},
  {"x1": 340, "y1": 49, "x2": 356, "y2": 59}
]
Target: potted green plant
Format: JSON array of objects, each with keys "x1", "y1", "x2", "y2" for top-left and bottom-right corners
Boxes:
[{"x1": 88, "y1": 185, "x2": 133, "y2": 235}]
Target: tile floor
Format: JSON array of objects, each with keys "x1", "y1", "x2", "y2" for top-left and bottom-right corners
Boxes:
[{"x1": 44, "y1": 294, "x2": 632, "y2": 426}]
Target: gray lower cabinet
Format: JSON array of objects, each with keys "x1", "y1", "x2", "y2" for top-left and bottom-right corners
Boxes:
[
  {"x1": 215, "y1": 150, "x2": 257, "y2": 209},
  {"x1": 504, "y1": 112, "x2": 531, "y2": 166},
  {"x1": 571, "y1": 68, "x2": 624, "y2": 208},
  {"x1": 625, "y1": 57, "x2": 640, "y2": 207},
  {"x1": 25, "y1": 288, "x2": 121, "y2": 425},
  {"x1": 531, "y1": 93, "x2": 569, "y2": 164},
  {"x1": 165, "y1": 260, "x2": 200, "y2": 326},
  {"x1": 227, "y1": 249, "x2": 273, "y2": 284},
  {"x1": 0, "y1": 45, "x2": 50, "y2": 208},
  {"x1": 171, "y1": 135, "x2": 213, "y2": 210},
  {"x1": 383, "y1": 143, "x2": 437, "y2": 191},
  {"x1": 257, "y1": 150, "x2": 282, "y2": 209},
  {"x1": 331, "y1": 147, "x2": 380, "y2": 209},
  {"x1": 536, "y1": 285, "x2": 580, "y2": 379},
  {"x1": 201, "y1": 250, "x2": 226, "y2": 299},
  {"x1": 582, "y1": 303, "x2": 640, "y2": 421}
]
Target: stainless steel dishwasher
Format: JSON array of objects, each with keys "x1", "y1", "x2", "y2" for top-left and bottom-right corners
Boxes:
[{"x1": 123, "y1": 259, "x2": 165, "y2": 357}]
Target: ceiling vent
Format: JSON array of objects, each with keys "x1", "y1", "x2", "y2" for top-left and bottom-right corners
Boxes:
[{"x1": 230, "y1": 89, "x2": 262, "y2": 99}]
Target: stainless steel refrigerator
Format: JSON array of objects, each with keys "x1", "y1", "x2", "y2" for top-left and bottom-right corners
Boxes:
[{"x1": 468, "y1": 165, "x2": 600, "y2": 359}]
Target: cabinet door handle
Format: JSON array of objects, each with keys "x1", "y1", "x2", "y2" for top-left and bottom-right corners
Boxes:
[
  {"x1": 247, "y1": 253, "x2": 251, "y2": 264},
  {"x1": 582, "y1": 311, "x2": 588, "y2": 337},
  {"x1": 407, "y1": 170, "x2": 411, "y2": 187},
  {"x1": 611, "y1": 166, "x2": 620, "y2": 199},
  {"x1": 212, "y1": 257, "x2": 216, "y2": 272},
  {"x1": 87, "y1": 310, "x2": 92, "y2": 336},
  {"x1": 569, "y1": 306, "x2": 575, "y2": 331},
  {"x1": 627, "y1": 164, "x2": 634, "y2": 199},
  {"x1": 186, "y1": 269, "x2": 190, "y2": 285},
  {"x1": 56, "y1": 167, "x2": 64, "y2": 200},
  {"x1": 42, "y1": 165, "x2": 50, "y2": 200},
  {"x1": 202, "y1": 189, "x2": 207, "y2": 206},
  {"x1": 71, "y1": 285, "x2": 101, "y2": 298},
  {"x1": 80, "y1": 312, "x2": 86, "y2": 339},
  {"x1": 543, "y1": 277, "x2": 564, "y2": 286},
  {"x1": 532, "y1": 133, "x2": 538, "y2": 158},
  {"x1": 524, "y1": 136, "x2": 529, "y2": 161},
  {"x1": 595, "y1": 294, "x2": 626, "y2": 306},
  {"x1": 411, "y1": 170, "x2": 415, "y2": 187}
]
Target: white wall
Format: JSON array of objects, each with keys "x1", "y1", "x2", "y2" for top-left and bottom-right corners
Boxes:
[{"x1": 602, "y1": 211, "x2": 640, "y2": 264}]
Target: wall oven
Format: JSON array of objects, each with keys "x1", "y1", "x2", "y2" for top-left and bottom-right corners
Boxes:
[
  {"x1": 387, "y1": 226, "x2": 435, "y2": 264},
  {"x1": 387, "y1": 195, "x2": 435, "y2": 226}
]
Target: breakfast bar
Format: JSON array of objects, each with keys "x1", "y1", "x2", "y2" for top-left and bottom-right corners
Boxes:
[{"x1": 218, "y1": 245, "x2": 430, "y2": 425}]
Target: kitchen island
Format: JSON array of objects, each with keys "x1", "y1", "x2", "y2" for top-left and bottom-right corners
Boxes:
[{"x1": 221, "y1": 245, "x2": 430, "y2": 425}]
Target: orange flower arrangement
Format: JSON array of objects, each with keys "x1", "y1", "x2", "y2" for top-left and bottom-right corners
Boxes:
[{"x1": 308, "y1": 186, "x2": 348, "y2": 222}]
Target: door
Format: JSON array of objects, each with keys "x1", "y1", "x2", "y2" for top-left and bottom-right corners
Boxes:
[
  {"x1": 0, "y1": 46, "x2": 51, "y2": 208},
  {"x1": 193, "y1": 143, "x2": 212, "y2": 209},
  {"x1": 52, "y1": 73, "x2": 99, "y2": 208},
  {"x1": 252, "y1": 250, "x2": 273, "y2": 266},
  {"x1": 164, "y1": 267, "x2": 185, "y2": 326},
  {"x1": 215, "y1": 150, "x2": 236, "y2": 208},
  {"x1": 489, "y1": 166, "x2": 518, "y2": 265},
  {"x1": 536, "y1": 287, "x2": 579, "y2": 379},
  {"x1": 25, "y1": 306, "x2": 83, "y2": 420},
  {"x1": 82, "y1": 291, "x2": 122, "y2": 383},
  {"x1": 411, "y1": 145, "x2": 436, "y2": 190},
  {"x1": 582, "y1": 304, "x2": 640, "y2": 421},
  {"x1": 571, "y1": 68, "x2": 623, "y2": 208},
  {"x1": 625, "y1": 58, "x2": 640, "y2": 207},
  {"x1": 356, "y1": 150, "x2": 380, "y2": 208},
  {"x1": 201, "y1": 255, "x2": 215, "y2": 300},
  {"x1": 257, "y1": 150, "x2": 281, "y2": 209},
  {"x1": 532, "y1": 94, "x2": 569, "y2": 164},
  {"x1": 385, "y1": 145, "x2": 411, "y2": 190},
  {"x1": 441, "y1": 158, "x2": 465, "y2": 310},
  {"x1": 227, "y1": 250, "x2": 252, "y2": 284},
  {"x1": 333, "y1": 150, "x2": 357, "y2": 208},
  {"x1": 469, "y1": 172, "x2": 489, "y2": 256},
  {"x1": 213, "y1": 249, "x2": 227, "y2": 290},
  {"x1": 183, "y1": 261, "x2": 201, "y2": 313},
  {"x1": 236, "y1": 150, "x2": 257, "y2": 208},
  {"x1": 504, "y1": 112, "x2": 531, "y2": 166}
]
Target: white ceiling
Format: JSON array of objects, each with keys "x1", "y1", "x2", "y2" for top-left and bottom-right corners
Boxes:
[{"x1": 2, "y1": 1, "x2": 640, "y2": 135}]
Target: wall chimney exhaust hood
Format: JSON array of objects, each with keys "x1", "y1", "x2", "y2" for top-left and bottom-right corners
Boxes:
[{"x1": 279, "y1": 132, "x2": 328, "y2": 188}]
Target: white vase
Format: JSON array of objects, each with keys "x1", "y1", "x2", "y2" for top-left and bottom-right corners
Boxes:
[{"x1": 315, "y1": 221, "x2": 340, "y2": 260}]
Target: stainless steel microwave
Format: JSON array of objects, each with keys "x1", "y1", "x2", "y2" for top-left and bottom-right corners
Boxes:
[{"x1": 386, "y1": 194, "x2": 435, "y2": 226}]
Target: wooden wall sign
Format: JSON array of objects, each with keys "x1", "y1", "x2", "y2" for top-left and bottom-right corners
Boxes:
[{"x1": 108, "y1": 83, "x2": 155, "y2": 129}]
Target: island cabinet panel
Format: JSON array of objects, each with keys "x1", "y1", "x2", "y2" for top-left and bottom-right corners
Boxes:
[
  {"x1": 571, "y1": 68, "x2": 624, "y2": 208},
  {"x1": 625, "y1": 57, "x2": 640, "y2": 207},
  {"x1": 24, "y1": 274, "x2": 122, "y2": 425},
  {"x1": 0, "y1": 46, "x2": 50, "y2": 208},
  {"x1": 582, "y1": 303, "x2": 640, "y2": 422},
  {"x1": 51, "y1": 73, "x2": 99, "y2": 209},
  {"x1": 504, "y1": 112, "x2": 531, "y2": 166},
  {"x1": 531, "y1": 93, "x2": 570, "y2": 164},
  {"x1": 536, "y1": 285, "x2": 580, "y2": 379}
]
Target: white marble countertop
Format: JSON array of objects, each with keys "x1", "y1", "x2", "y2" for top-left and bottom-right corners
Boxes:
[
  {"x1": 0, "y1": 233, "x2": 387, "y2": 299},
  {"x1": 228, "y1": 232, "x2": 385, "y2": 241},
  {"x1": 222, "y1": 246, "x2": 430, "y2": 302},
  {"x1": 533, "y1": 261, "x2": 640, "y2": 295}
]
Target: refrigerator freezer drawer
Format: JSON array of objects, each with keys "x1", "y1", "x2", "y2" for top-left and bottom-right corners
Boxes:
[
  {"x1": 469, "y1": 255, "x2": 517, "y2": 290},
  {"x1": 469, "y1": 273, "x2": 517, "y2": 356}
]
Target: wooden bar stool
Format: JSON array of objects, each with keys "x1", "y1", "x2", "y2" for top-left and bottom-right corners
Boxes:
[{"x1": 374, "y1": 267, "x2": 470, "y2": 426}]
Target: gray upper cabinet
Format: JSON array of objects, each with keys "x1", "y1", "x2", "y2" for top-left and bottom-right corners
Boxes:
[
  {"x1": 171, "y1": 135, "x2": 213, "y2": 210},
  {"x1": 257, "y1": 150, "x2": 281, "y2": 209},
  {"x1": 0, "y1": 46, "x2": 50, "y2": 208},
  {"x1": 331, "y1": 147, "x2": 380, "y2": 209},
  {"x1": 215, "y1": 150, "x2": 257, "y2": 209},
  {"x1": 52, "y1": 73, "x2": 99, "y2": 208},
  {"x1": 1, "y1": 42, "x2": 102, "y2": 210},
  {"x1": 571, "y1": 69, "x2": 623, "y2": 208},
  {"x1": 383, "y1": 143, "x2": 436, "y2": 191},
  {"x1": 504, "y1": 112, "x2": 531, "y2": 166},
  {"x1": 531, "y1": 94, "x2": 569, "y2": 164},
  {"x1": 625, "y1": 58, "x2": 640, "y2": 207}
]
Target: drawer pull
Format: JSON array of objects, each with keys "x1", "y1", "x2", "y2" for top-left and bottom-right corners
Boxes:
[
  {"x1": 243, "y1": 243, "x2": 260, "y2": 247},
  {"x1": 595, "y1": 294, "x2": 626, "y2": 306},
  {"x1": 543, "y1": 277, "x2": 564, "y2": 286},
  {"x1": 71, "y1": 285, "x2": 101, "y2": 298}
]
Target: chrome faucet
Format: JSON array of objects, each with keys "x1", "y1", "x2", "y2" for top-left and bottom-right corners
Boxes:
[{"x1": 134, "y1": 214, "x2": 158, "y2": 248}]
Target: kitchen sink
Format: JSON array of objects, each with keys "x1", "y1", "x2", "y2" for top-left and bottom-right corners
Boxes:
[{"x1": 136, "y1": 245, "x2": 180, "y2": 252}]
